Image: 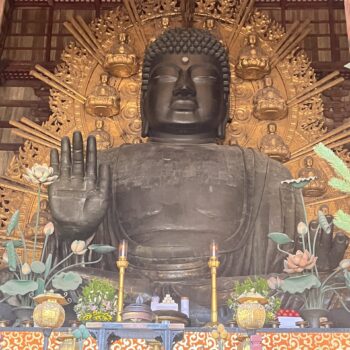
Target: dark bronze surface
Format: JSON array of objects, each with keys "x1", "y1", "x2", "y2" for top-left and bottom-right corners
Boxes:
[{"x1": 48, "y1": 29, "x2": 346, "y2": 303}]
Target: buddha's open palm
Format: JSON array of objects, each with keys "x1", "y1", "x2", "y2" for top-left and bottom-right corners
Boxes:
[{"x1": 49, "y1": 131, "x2": 110, "y2": 239}]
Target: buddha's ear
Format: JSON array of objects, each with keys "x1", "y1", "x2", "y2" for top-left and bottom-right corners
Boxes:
[
  {"x1": 217, "y1": 121, "x2": 226, "y2": 139},
  {"x1": 141, "y1": 119, "x2": 149, "y2": 137}
]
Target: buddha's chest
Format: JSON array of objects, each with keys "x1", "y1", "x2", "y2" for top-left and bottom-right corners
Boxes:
[{"x1": 110, "y1": 144, "x2": 245, "y2": 226}]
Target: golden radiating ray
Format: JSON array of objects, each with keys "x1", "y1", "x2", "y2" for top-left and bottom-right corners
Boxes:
[
  {"x1": 306, "y1": 194, "x2": 350, "y2": 207},
  {"x1": 69, "y1": 16, "x2": 104, "y2": 62},
  {"x1": 227, "y1": 0, "x2": 250, "y2": 48},
  {"x1": 76, "y1": 15, "x2": 104, "y2": 53},
  {"x1": 288, "y1": 71, "x2": 340, "y2": 106},
  {"x1": 271, "y1": 27, "x2": 311, "y2": 68},
  {"x1": 272, "y1": 20, "x2": 300, "y2": 56},
  {"x1": 63, "y1": 21, "x2": 103, "y2": 65},
  {"x1": 30, "y1": 69, "x2": 86, "y2": 105},
  {"x1": 288, "y1": 77, "x2": 344, "y2": 108},
  {"x1": 286, "y1": 136, "x2": 350, "y2": 164},
  {"x1": 290, "y1": 121, "x2": 350, "y2": 158},
  {"x1": 123, "y1": 0, "x2": 147, "y2": 48},
  {"x1": 10, "y1": 120, "x2": 61, "y2": 147},
  {"x1": 228, "y1": 0, "x2": 255, "y2": 49},
  {"x1": 271, "y1": 19, "x2": 310, "y2": 64},
  {"x1": 20, "y1": 117, "x2": 61, "y2": 142},
  {"x1": 12, "y1": 129, "x2": 59, "y2": 150}
]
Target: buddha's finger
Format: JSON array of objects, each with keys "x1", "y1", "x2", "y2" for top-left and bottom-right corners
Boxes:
[
  {"x1": 60, "y1": 137, "x2": 71, "y2": 179},
  {"x1": 86, "y1": 135, "x2": 97, "y2": 188},
  {"x1": 50, "y1": 148, "x2": 59, "y2": 176},
  {"x1": 72, "y1": 131, "x2": 84, "y2": 179},
  {"x1": 330, "y1": 232, "x2": 349, "y2": 268},
  {"x1": 320, "y1": 224, "x2": 333, "y2": 250},
  {"x1": 98, "y1": 164, "x2": 111, "y2": 197}
]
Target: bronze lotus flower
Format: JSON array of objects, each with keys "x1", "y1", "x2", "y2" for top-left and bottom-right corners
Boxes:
[{"x1": 283, "y1": 250, "x2": 317, "y2": 274}]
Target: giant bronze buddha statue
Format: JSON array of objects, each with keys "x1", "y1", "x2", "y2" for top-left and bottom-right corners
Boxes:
[{"x1": 49, "y1": 28, "x2": 347, "y2": 287}]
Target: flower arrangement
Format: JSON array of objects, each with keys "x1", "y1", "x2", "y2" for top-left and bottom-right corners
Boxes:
[
  {"x1": 74, "y1": 279, "x2": 118, "y2": 322},
  {"x1": 0, "y1": 163, "x2": 116, "y2": 308},
  {"x1": 227, "y1": 277, "x2": 281, "y2": 323},
  {"x1": 268, "y1": 164, "x2": 350, "y2": 311}
]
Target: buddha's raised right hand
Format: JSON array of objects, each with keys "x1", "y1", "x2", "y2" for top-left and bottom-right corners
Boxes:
[{"x1": 49, "y1": 131, "x2": 110, "y2": 239}]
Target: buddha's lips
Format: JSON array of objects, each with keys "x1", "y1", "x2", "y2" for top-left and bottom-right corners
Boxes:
[{"x1": 170, "y1": 98, "x2": 198, "y2": 111}]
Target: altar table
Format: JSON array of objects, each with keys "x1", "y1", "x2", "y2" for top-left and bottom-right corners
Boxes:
[{"x1": 1, "y1": 325, "x2": 350, "y2": 349}]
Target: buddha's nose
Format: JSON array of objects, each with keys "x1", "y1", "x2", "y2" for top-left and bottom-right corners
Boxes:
[{"x1": 173, "y1": 70, "x2": 196, "y2": 98}]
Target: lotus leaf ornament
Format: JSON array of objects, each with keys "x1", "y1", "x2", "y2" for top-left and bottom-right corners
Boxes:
[
  {"x1": 23, "y1": 163, "x2": 58, "y2": 186},
  {"x1": 283, "y1": 250, "x2": 317, "y2": 274},
  {"x1": 281, "y1": 176, "x2": 317, "y2": 189}
]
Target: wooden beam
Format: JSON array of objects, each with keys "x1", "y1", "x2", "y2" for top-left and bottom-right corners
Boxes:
[
  {"x1": 0, "y1": 121, "x2": 14, "y2": 128},
  {"x1": 0, "y1": 143, "x2": 23, "y2": 151},
  {"x1": 0, "y1": 100, "x2": 47, "y2": 108}
]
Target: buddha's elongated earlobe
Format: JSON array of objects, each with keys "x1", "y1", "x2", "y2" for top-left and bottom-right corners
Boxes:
[{"x1": 141, "y1": 119, "x2": 149, "y2": 137}]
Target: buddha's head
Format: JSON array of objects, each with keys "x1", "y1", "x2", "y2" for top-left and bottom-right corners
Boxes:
[
  {"x1": 304, "y1": 156, "x2": 314, "y2": 167},
  {"x1": 141, "y1": 28, "x2": 230, "y2": 142},
  {"x1": 319, "y1": 204, "x2": 330, "y2": 216},
  {"x1": 100, "y1": 72, "x2": 109, "y2": 84},
  {"x1": 267, "y1": 122, "x2": 277, "y2": 133}
]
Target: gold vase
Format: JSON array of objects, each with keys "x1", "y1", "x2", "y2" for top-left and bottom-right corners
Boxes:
[
  {"x1": 236, "y1": 302, "x2": 266, "y2": 329},
  {"x1": 236, "y1": 292, "x2": 267, "y2": 329},
  {"x1": 33, "y1": 292, "x2": 68, "y2": 328}
]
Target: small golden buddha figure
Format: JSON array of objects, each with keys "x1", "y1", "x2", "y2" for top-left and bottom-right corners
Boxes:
[
  {"x1": 26, "y1": 199, "x2": 52, "y2": 242},
  {"x1": 235, "y1": 33, "x2": 270, "y2": 80},
  {"x1": 85, "y1": 72, "x2": 120, "y2": 119},
  {"x1": 298, "y1": 156, "x2": 327, "y2": 197},
  {"x1": 103, "y1": 32, "x2": 139, "y2": 78},
  {"x1": 90, "y1": 119, "x2": 113, "y2": 150},
  {"x1": 259, "y1": 122, "x2": 290, "y2": 162},
  {"x1": 161, "y1": 17, "x2": 170, "y2": 32},
  {"x1": 253, "y1": 76, "x2": 288, "y2": 121}
]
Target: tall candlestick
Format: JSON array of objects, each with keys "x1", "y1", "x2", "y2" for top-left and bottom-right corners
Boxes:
[
  {"x1": 208, "y1": 241, "x2": 220, "y2": 326},
  {"x1": 116, "y1": 240, "x2": 129, "y2": 322}
]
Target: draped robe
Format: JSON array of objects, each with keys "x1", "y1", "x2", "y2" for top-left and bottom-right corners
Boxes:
[{"x1": 97, "y1": 142, "x2": 303, "y2": 281}]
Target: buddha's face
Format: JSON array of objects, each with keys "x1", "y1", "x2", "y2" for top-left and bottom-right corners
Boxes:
[
  {"x1": 268, "y1": 123, "x2": 276, "y2": 133},
  {"x1": 143, "y1": 53, "x2": 226, "y2": 139}
]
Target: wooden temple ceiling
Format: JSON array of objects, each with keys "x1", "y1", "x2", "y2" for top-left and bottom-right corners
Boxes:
[{"x1": 0, "y1": 0, "x2": 349, "y2": 157}]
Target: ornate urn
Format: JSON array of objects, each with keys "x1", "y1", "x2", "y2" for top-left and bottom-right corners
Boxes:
[
  {"x1": 236, "y1": 291, "x2": 267, "y2": 329},
  {"x1": 235, "y1": 34, "x2": 270, "y2": 80},
  {"x1": 104, "y1": 32, "x2": 139, "y2": 78},
  {"x1": 253, "y1": 76, "x2": 288, "y2": 120},
  {"x1": 33, "y1": 291, "x2": 68, "y2": 328}
]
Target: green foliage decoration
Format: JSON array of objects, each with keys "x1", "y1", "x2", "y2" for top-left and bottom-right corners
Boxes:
[
  {"x1": 227, "y1": 277, "x2": 281, "y2": 323},
  {"x1": 74, "y1": 279, "x2": 118, "y2": 322}
]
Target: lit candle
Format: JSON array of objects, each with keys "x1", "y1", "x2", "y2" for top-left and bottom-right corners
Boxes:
[
  {"x1": 210, "y1": 240, "x2": 218, "y2": 258},
  {"x1": 118, "y1": 240, "x2": 128, "y2": 258}
]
